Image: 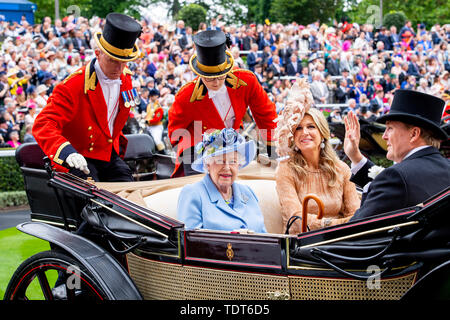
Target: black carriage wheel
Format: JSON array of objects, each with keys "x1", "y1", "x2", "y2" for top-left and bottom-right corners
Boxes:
[{"x1": 4, "y1": 250, "x2": 107, "y2": 301}]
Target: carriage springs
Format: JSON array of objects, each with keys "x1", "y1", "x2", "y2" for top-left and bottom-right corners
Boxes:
[{"x1": 179, "y1": 304, "x2": 270, "y2": 317}]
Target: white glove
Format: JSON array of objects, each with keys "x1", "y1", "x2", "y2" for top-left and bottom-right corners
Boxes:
[{"x1": 66, "y1": 153, "x2": 90, "y2": 175}]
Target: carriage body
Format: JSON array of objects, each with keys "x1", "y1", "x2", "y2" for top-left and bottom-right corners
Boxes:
[{"x1": 4, "y1": 141, "x2": 450, "y2": 300}]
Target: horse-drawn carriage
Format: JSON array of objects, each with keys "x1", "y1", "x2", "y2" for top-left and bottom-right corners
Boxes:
[{"x1": 3, "y1": 135, "x2": 450, "y2": 300}]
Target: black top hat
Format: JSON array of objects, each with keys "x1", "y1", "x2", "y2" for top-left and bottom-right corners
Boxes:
[
  {"x1": 94, "y1": 13, "x2": 142, "y2": 61},
  {"x1": 149, "y1": 88, "x2": 160, "y2": 96},
  {"x1": 376, "y1": 90, "x2": 447, "y2": 140},
  {"x1": 189, "y1": 30, "x2": 234, "y2": 78}
]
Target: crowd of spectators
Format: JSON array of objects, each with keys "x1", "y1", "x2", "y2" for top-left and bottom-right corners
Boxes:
[{"x1": 0, "y1": 13, "x2": 449, "y2": 149}]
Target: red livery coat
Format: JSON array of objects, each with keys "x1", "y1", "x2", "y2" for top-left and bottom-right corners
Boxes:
[
  {"x1": 168, "y1": 68, "x2": 277, "y2": 176},
  {"x1": 146, "y1": 100, "x2": 164, "y2": 125},
  {"x1": 32, "y1": 58, "x2": 133, "y2": 170}
]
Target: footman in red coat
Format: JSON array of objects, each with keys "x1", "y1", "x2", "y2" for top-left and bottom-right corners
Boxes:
[
  {"x1": 33, "y1": 13, "x2": 142, "y2": 181},
  {"x1": 168, "y1": 30, "x2": 277, "y2": 177}
]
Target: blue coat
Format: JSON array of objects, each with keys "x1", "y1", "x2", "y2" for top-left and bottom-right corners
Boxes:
[{"x1": 177, "y1": 174, "x2": 267, "y2": 233}]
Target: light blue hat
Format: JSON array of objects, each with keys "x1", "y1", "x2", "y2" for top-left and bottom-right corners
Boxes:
[{"x1": 191, "y1": 128, "x2": 256, "y2": 173}]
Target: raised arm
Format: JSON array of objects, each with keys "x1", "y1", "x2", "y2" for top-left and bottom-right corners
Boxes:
[{"x1": 344, "y1": 110, "x2": 364, "y2": 164}]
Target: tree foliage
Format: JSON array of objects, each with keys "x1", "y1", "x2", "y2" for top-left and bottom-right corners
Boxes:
[
  {"x1": 88, "y1": 0, "x2": 149, "y2": 19},
  {"x1": 269, "y1": 0, "x2": 343, "y2": 25},
  {"x1": 33, "y1": 0, "x2": 449, "y2": 28},
  {"x1": 0, "y1": 157, "x2": 23, "y2": 192},
  {"x1": 33, "y1": 0, "x2": 89, "y2": 23},
  {"x1": 176, "y1": 4, "x2": 207, "y2": 30},
  {"x1": 344, "y1": 0, "x2": 449, "y2": 27},
  {"x1": 383, "y1": 12, "x2": 407, "y2": 31},
  {"x1": 32, "y1": 0, "x2": 149, "y2": 22}
]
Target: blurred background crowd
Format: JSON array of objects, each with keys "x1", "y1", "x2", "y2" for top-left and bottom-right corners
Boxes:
[{"x1": 0, "y1": 13, "x2": 449, "y2": 149}]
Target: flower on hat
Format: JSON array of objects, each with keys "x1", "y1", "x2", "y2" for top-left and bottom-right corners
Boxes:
[
  {"x1": 274, "y1": 79, "x2": 314, "y2": 159},
  {"x1": 196, "y1": 128, "x2": 239, "y2": 156},
  {"x1": 192, "y1": 128, "x2": 256, "y2": 173}
]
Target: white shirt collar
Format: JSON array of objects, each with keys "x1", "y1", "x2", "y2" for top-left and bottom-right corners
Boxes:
[
  {"x1": 402, "y1": 145, "x2": 431, "y2": 161},
  {"x1": 94, "y1": 60, "x2": 122, "y2": 85},
  {"x1": 207, "y1": 84, "x2": 227, "y2": 99}
]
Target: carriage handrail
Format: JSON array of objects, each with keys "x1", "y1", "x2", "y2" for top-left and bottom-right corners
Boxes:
[
  {"x1": 308, "y1": 227, "x2": 400, "y2": 263},
  {"x1": 309, "y1": 249, "x2": 394, "y2": 281},
  {"x1": 48, "y1": 176, "x2": 96, "y2": 200}
]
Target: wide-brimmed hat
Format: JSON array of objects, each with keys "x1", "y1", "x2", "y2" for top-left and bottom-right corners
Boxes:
[
  {"x1": 191, "y1": 128, "x2": 256, "y2": 173},
  {"x1": 308, "y1": 52, "x2": 320, "y2": 62},
  {"x1": 36, "y1": 84, "x2": 48, "y2": 95},
  {"x1": 440, "y1": 70, "x2": 449, "y2": 79},
  {"x1": 94, "y1": 13, "x2": 142, "y2": 62},
  {"x1": 6, "y1": 68, "x2": 18, "y2": 78},
  {"x1": 189, "y1": 30, "x2": 234, "y2": 78},
  {"x1": 377, "y1": 89, "x2": 447, "y2": 140}
]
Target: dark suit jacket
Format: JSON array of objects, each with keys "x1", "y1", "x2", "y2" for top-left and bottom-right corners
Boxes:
[
  {"x1": 153, "y1": 32, "x2": 165, "y2": 51},
  {"x1": 278, "y1": 48, "x2": 292, "y2": 67},
  {"x1": 335, "y1": 86, "x2": 349, "y2": 103},
  {"x1": 146, "y1": 63, "x2": 157, "y2": 78},
  {"x1": 246, "y1": 52, "x2": 260, "y2": 72},
  {"x1": 175, "y1": 28, "x2": 186, "y2": 36},
  {"x1": 399, "y1": 71, "x2": 408, "y2": 86},
  {"x1": 389, "y1": 34, "x2": 400, "y2": 47},
  {"x1": 178, "y1": 34, "x2": 193, "y2": 50},
  {"x1": 286, "y1": 61, "x2": 302, "y2": 76},
  {"x1": 137, "y1": 97, "x2": 149, "y2": 114},
  {"x1": 378, "y1": 33, "x2": 392, "y2": 50},
  {"x1": 268, "y1": 63, "x2": 283, "y2": 77},
  {"x1": 369, "y1": 97, "x2": 384, "y2": 111},
  {"x1": 326, "y1": 59, "x2": 340, "y2": 76},
  {"x1": 407, "y1": 62, "x2": 420, "y2": 77},
  {"x1": 350, "y1": 147, "x2": 450, "y2": 221},
  {"x1": 242, "y1": 36, "x2": 254, "y2": 51},
  {"x1": 230, "y1": 35, "x2": 241, "y2": 48},
  {"x1": 380, "y1": 79, "x2": 395, "y2": 93},
  {"x1": 71, "y1": 37, "x2": 89, "y2": 51}
]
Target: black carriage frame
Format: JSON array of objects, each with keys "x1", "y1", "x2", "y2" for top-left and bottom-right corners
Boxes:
[{"x1": 3, "y1": 138, "x2": 450, "y2": 300}]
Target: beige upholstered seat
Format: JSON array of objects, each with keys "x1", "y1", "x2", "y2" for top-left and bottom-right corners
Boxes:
[{"x1": 144, "y1": 179, "x2": 284, "y2": 234}]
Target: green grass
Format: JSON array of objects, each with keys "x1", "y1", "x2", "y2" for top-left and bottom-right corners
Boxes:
[{"x1": 0, "y1": 227, "x2": 51, "y2": 300}]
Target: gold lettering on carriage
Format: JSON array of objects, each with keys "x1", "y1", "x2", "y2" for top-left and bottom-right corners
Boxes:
[
  {"x1": 226, "y1": 242, "x2": 234, "y2": 261},
  {"x1": 180, "y1": 304, "x2": 214, "y2": 317}
]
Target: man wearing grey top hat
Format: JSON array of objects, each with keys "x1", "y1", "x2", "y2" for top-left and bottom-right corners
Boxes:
[{"x1": 344, "y1": 89, "x2": 449, "y2": 220}]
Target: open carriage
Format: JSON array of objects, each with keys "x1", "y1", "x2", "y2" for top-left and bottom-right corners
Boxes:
[{"x1": 3, "y1": 136, "x2": 450, "y2": 301}]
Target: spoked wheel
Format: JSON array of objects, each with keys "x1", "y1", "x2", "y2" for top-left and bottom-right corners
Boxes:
[{"x1": 4, "y1": 250, "x2": 107, "y2": 301}]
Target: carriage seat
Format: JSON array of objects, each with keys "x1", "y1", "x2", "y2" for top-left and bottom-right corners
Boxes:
[{"x1": 143, "y1": 179, "x2": 284, "y2": 234}]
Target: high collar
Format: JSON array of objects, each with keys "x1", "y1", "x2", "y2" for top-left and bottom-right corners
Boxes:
[
  {"x1": 402, "y1": 146, "x2": 438, "y2": 162},
  {"x1": 202, "y1": 174, "x2": 243, "y2": 203},
  {"x1": 94, "y1": 59, "x2": 122, "y2": 85},
  {"x1": 202, "y1": 174, "x2": 248, "y2": 215},
  {"x1": 207, "y1": 84, "x2": 227, "y2": 99}
]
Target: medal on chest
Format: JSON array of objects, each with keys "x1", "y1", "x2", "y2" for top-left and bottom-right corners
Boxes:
[
  {"x1": 122, "y1": 91, "x2": 131, "y2": 108},
  {"x1": 132, "y1": 88, "x2": 141, "y2": 105}
]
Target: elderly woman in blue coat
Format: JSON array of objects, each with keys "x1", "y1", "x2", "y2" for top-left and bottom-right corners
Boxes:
[{"x1": 177, "y1": 128, "x2": 267, "y2": 233}]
